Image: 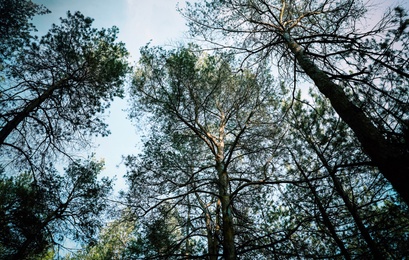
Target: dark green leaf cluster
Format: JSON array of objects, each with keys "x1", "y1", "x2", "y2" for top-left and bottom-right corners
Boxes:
[
  {"x1": 0, "y1": 159, "x2": 113, "y2": 259},
  {"x1": 0, "y1": 171, "x2": 51, "y2": 259},
  {"x1": 0, "y1": 0, "x2": 49, "y2": 65}
]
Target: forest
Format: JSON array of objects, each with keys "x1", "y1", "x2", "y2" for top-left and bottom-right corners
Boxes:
[{"x1": 1, "y1": 0, "x2": 409, "y2": 259}]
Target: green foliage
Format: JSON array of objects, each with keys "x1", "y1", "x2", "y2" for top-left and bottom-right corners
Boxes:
[
  {"x1": 0, "y1": 0, "x2": 49, "y2": 64},
  {"x1": 0, "y1": 5, "x2": 128, "y2": 258},
  {"x1": 2, "y1": 1, "x2": 409, "y2": 259},
  {"x1": 0, "y1": 159, "x2": 113, "y2": 259},
  {"x1": 275, "y1": 91, "x2": 409, "y2": 258},
  {"x1": 182, "y1": 0, "x2": 409, "y2": 206},
  {"x1": 0, "y1": 171, "x2": 51, "y2": 259},
  {"x1": 0, "y1": 10, "x2": 130, "y2": 172},
  {"x1": 125, "y1": 44, "x2": 285, "y2": 258},
  {"x1": 125, "y1": 204, "x2": 184, "y2": 259},
  {"x1": 67, "y1": 215, "x2": 136, "y2": 260}
]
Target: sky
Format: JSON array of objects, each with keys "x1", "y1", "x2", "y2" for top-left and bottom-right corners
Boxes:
[{"x1": 32, "y1": 0, "x2": 190, "y2": 192}]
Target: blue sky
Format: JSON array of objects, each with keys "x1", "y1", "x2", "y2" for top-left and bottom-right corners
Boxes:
[{"x1": 32, "y1": 0, "x2": 189, "y2": 192}]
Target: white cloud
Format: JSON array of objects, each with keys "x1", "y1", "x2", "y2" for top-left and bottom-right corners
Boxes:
[{"x1": 123, "y1": 0, "x2": 187, "y2": 56}]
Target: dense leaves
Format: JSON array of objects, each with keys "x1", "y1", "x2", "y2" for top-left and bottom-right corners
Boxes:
[
  {"x1": 0, "y1": 10, "x2": 129, "y2": 173},
  {"x1": 124, "y1": 45, "x2": 284, "y2": 259},
  {"x1": 279, "y1": 91, "x2": 409, "y2": 258},
  {"x1": 117, "y1": 45, "x2": 409, "y2": 258},
  {"x1": 0, "y1": 0, "x2": 49, "y2": 64},
  {"x1": 0, "y1": 160, "x2": 113, "y2": 259}
]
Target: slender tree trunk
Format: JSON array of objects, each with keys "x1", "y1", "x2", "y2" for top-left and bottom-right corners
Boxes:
[
  {"x1": 291, "y1": 153, "x2": 351, "y2": 260},
  {"x1": 212, "y1": 111, "x2": 236, "y2": 259},
  {"x1": 185, "y1": 194, "x2": 191, "y2": 258},
  {"x1": 308, "y1": 141, "x2": 385, "y2": 258},
  {"x1": 284, "y1": 33, "x2": 409, "y2": 206},
  {"x1": 330, "y1": 170, "x2": 384, "y2": 258},
  {"x1": 213, "y1": 199, "x2": 221, "y2": 260},
  {"x1": 216, "y1": 160, "x2": 236, "y2": 260},
  {"x1": 0, "y1": 79, "x2": 66, "y2": 145},
  {"x1": 205, "y1": 212, "x2": 218, "y2": 260},
  {"x1": 195, "y1": 191, "x2": 219, "y2": 260}
]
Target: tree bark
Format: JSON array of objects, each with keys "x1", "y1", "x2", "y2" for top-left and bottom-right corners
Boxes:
[
  {"x1": 216, "y1": 160, "x2": 236, "y2": 260},
  {"x1": 195, "y1": 192, "x2": 219, "y2": 260},
  {"x1": 284, "y1": 33, "x2": 409, "y2": 206}
]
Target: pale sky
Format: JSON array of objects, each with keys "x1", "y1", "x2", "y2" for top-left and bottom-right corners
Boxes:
[{"x1": 32, "y1": 0, "x2": 190, "y2": 192}]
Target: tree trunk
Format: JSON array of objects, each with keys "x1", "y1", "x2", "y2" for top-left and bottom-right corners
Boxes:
[
  {"x1": 291, "y1": 153, "x2": 351, "y2": 260},
  {"x1": 308, "y1": 140, "x2": 385, "y2": 258},
  {"x1": 185, "y1": 194, "x2": 191, "y2": 258},
  {"x1": 284, "y1": 33, "x2": 409, "y2": 206},
  {"x1": 216, "y1": 160, "x2": 236, "y2": 260},
  {"x1": 0, "y1": 79, "x2": 66, "y2": 145},
  {"x1": 195, "y1": 191, "x2": 219, "y2": 260}
]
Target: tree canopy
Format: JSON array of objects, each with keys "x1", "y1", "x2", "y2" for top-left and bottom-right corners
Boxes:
[
  {"x1": 182, "y1": 0, "x2": 409, "y2": 205},
  {"x1": 1, "y1": 10, "x2": 129, "y2": 173},
  {"x1": 0, "y1": 159, "x2": 113, "y2": 259},
  {"x1": 118, "y1": 43, "x2": 409, "y2": 258},
  {"x1": 125, "y1": 45, "x2": 282, "y2": 259},
  {"x1": 2, "y1": 0, "x2": 409, "y2": 259},
  {"x1": 0, "y1": 0, "x2": 49, "y2": 65},
  {"x1": 0, "y1": 2, "x2": 128, "y2": 258}
]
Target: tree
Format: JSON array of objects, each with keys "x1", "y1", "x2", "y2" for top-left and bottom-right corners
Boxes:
[
  {"x1": 124, "y1": 131, "x2": 216, "y2": 258},
  {"x1": 182, "y1": 0, "x2": 409, "y2": 205},
  {"x1": 269, "y1": 90, "x2": 409, "y2": 258},
  {"x1": 0, "y1": 11, "x2": 129, "y2": 173},
  {"x1": 66, "y1": 212, "x2": 137, "y2": 260},
  {"x1": 126, "y1": 45, "x2": 283, "y2": 259},
  {"x1": 125, "y1": 203, "x2": 188, "y2": 259},
  {"x1": 0, "y1": 4, "x2": 130, "y2": 259},
  {"x1": 0, "y1": 159, "x2": 113, "y2": 260},
  {"x1": 0, "y1": 0, "x2": 49, "y2": 65},
  {"x1": 0, "y1": 170, "x2": 51, "y2": 259}
]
